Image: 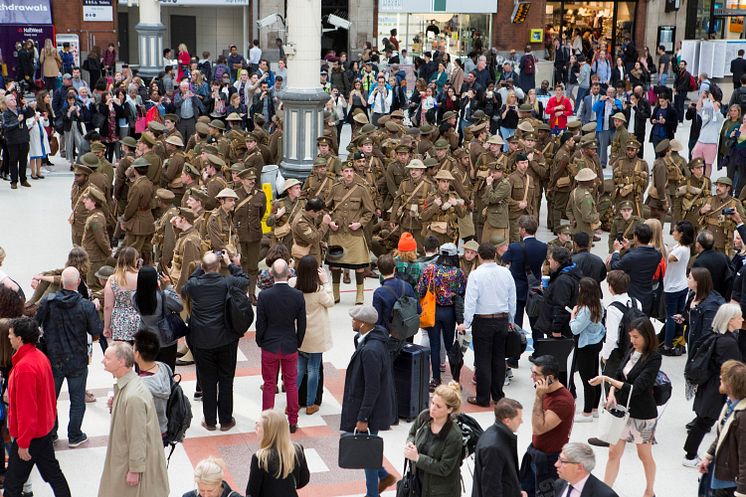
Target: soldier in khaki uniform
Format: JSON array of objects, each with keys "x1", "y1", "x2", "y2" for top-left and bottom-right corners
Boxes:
[
  {"x1": 136, "y1": 132, "x2": 163, "y2": 185},
  {"x1": 268, "y1": 114, "x2": 283, "y2": 165},
  {"x1": 699, "y1": 177, "x2": 746, "y2": 255},
  {"x1": 391, "y1": 159, "x2": 435, "y2": 251},
  {"x1": 121, "y1": 158, "x2": 156, "y2": 263},
  {"x1": 667, "y1": 139, "x2": 690, "y2": 233},
  {"x1": 608, "y1": 201, "x2": 644, "y2": 253},
  {"x1": 163, "y1": 113, "x2": 183, "y2": 143},
  {"x1": 520, "y1": 133, "x2": 548, "y2": 222},
  {"x1": 384, "y1": 145, "x2": 412, "y2": 215},
  {"x1": 548, "y1": 133, "x2": 576, "y2": 234},
  {"x1": 302, "y1": 157, "x2": 335, "y2": 201},
  {"x1": 161, "y1": 135, "x2": 186, "y2": 198},
  {"x1": 206, "y1": 188, "x2": 238, "y2": 256},
  {"x1": 179, "y1": 163, "x2": 201, "y2": 207},
  {"x1": 468, "y1": 122, "x2": 489, "y2": 166},
  {"x1": 611, "y1": 139, "x2": 649, "y2": 216},
  {"x1": 358, "y1": 136, "x2": 386, "y2": 187},
  {"x1": 541, "y1": 224, "x2": 574, "y2": 275},
  {"x1": 267, "y1": 178, "x2": 304, "y2": 249},
  {"x1": 480, "y1": 161, "x2": 511, "y2": 244},
  {"x1": 352, "y1": 151, "x2": 382, "y2": 212},
  {"x1": 81, "y1": 187, "x2": 112, "y2": 289},
  {"x1": 507, "y1": 153, "x2": 535, "y2": 243},
  {"x1": 90, "y1": 141, "x2": 115, "y2": 188},
  {"x1": 203, "y1": 154, "x2": 229, "y2": 210},
  {"x1": 473, "y1": 135, "x2": 504, "y2": 237},
  {"x1": 682, "y1": 158, "x2": 712, "y2": 227},
  {"x1": 152, "y1": 188, "x2": 179, "y2": 270},
  {"x1": 325, "y1": 163, "x2": 375, "y2": 304},
  {"x1": 420, "y1": 169, "x2": 467, "y2": 244},
  {"x1": 114, "y1": 136, "x2": 137, "y2": 219},
  {"x1": 186, "y1": 121, "x2": 210, "y2": 157},
  {"x1": 147, "y1": 120, "x2": 168, "y2": 162},
  {"x1": 317, "y1": 136, "x2": 343, "y2": 175},
  {"x1": 168, "y1": 208, "x2": 203, "y2": 292},
  {"x1": 233, "y1": 169, "x2": 267, "y2": 302},
  {"x1": 242, "y1": 132, "x2": 266, "y2": 179},
  {"x1": 69, "y1": 164, "x2": 94, "y2": 246},
  {"x1": 646, "y1": 139, "x2": 671, "y2": 221},
  {"x1": 440, "y1": 111, "x2": 460, "y2": 150},
  {"x1": 460, "y1": 239, "x2": 481, "y2": 278},
  {"x1": 207, "y1": 119, "x2": 231, "y2": 158},
  {"x1": 291, "y1": 197, "x2": 331, "y2": 265},
  {"x1": 185, "y1": 188, "x2": 211, "y2": 239},
  {"x1": 609, "y1": 112, "x2": 630, "y2": 165},
  {"x1": 566, "y1": 167, "x2": 601, "y2": 239}
]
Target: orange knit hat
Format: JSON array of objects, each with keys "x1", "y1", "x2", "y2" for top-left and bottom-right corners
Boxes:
[{"x1": 398, "y1": 232, "x2": 418, "y2": 252}]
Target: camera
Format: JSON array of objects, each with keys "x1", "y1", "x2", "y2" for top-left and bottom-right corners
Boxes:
[
  {"x1": 214, "y1": 250, "x2": 224, "y2": 257},
  {"x1": 616, "y1": 233, "x2": 624, "y2": 243},
  {"x1": 724, "y1": 208, "x2": 735, "y2": 215}
]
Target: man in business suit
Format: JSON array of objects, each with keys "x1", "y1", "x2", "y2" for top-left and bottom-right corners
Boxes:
[
  {"x1": 578, "y1": 83, "x2": 602, "y2": 125},
  {"x1": 693, "y1": 230, "x2": 735, "y2": 300},
  {"x1": 732, "y1": 50, "x2": 746, "y2": 89},
  {"x1": 553, "y1": 443, "x2": 619, "y2": 497},
  {"x1": 501, "y1": 215, "x2": 548, "y2": 330},
  {"x1": 609, "y1": 223, "x2": 662, "y2": 314},
  {"x1": 473, "y1": 398, "x2": 525, "y2": 497},
  {"x1": 256, "y1": 259, "x2": 306, "y2": 432}
]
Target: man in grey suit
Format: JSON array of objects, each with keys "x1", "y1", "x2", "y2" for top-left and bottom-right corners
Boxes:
[
  {"x1": 553, "y1": 443, "x2": 619, "y2": 497},
  {"x1": 577, "y1": 83, "x2": 602, "y2": 125}
]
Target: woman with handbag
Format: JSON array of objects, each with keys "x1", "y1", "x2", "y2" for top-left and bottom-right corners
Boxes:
[
  {"x1": 295, "y1": 255, "x2": 334, "y2": 416},
  {"x1": 131, "y1": 265, "x2": 183, "y2": 372},
  {"x1": 246, "y1": 410, "x2": 310, "y2": 497},
  {"x1": 683, "y1": 303, "x2": 742, "y2": 468},
  {"x1": 682, "y1": 268, "x2": 725, "y2": 359},
  {"x1": 589, "y1": 317, "x2": 662, "y2": 497},
  {"x1": 569, "y1": 277, "x2": 605, "y2": 423},
  {"x1": 184, "y1": 456, "x2": 244, "y2": 497},
  {"x1": 403, "y1": 381, "x2": 464, "y2": 497},
  {"x1": 416, "y1": 243, "x2": 466, "y2": 392}
]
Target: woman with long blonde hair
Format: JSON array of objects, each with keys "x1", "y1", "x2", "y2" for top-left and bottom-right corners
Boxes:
[
  {"x1": 39, "y1": 38, "x2": 61, "y2": 90},
  {"x1": 104, "y1": 247, "x2": 141, "y2": 342},
  {"x1": 645, "y1": 218, "x2": 668, "y2": 320},
  {"x1": 246, "y1": 410, "x2": 309, "y2": 497}
]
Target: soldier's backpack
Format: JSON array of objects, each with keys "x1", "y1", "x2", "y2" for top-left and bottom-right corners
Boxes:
[
  {"x1": 381, "y1": 280, "x2": 421, "y2": 340},
  {"x1": 165, "y1": 373, "x2": 192, "y2": 465}
]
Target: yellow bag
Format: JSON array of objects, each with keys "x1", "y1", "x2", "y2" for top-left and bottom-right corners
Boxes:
[{"x1": 419, "y1": 276, "x2": 436, "y2": 328}]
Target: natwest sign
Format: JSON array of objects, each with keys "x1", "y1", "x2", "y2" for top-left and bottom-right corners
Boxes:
[{"x1": 0, "y1": 0, "x2": 52, "y2": 25}]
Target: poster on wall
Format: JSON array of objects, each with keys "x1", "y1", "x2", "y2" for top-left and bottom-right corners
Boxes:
[
  {"x1": 0, "y1": 0, "x2": 52, "y2": 25},
  {"x1": 56, "y1": 34, "x2": 80, "y2": 67},
  {"x1": 83, "y1": 0, "x2": 113, "y2": 22},
  {"x1": 0, "y1": 25, "x2": 55, "y2": 80}
]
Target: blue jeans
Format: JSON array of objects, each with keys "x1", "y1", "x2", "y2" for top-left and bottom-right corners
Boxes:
[
  {"x1": 52, "y1": 366, "x2": 88, "y2": 443},
  {"x1": 362, "y1": 430, "x2": 390, "y2": 497},
  {"x1": 598, "y1": 128, "x2": 614, "y2": 167},
  {"x1": 296, "y1": 352, "x2": 322, "y2": 406},
  {"x1": 575, "y1": 87, "x2": 589, "y2": 112},
  {"x1": 425, "y1": 305, "x2": 456, "y2": 382},
  {"x1": 500, "y1": 127, "x2": 516, "y2": 151},
  {"x1": 664, "y1": 289, "x2": 688, "y2": 347}
]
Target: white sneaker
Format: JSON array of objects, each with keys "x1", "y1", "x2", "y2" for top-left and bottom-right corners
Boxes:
[
  {"x1": 682, "y1": 456, "x2": 701, "y2": 468},
  {"x1": 574, "y1": 414, "x2": 594, "y2": 423},
  {"x1": 504, "y1": 375, "x2": 511, "y2": 386}
]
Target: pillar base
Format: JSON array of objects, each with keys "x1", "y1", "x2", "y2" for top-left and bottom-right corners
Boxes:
[
  {"x1": 135, "y1": 22, "x2": 166, "y2": 79},
  {"x1": 279, "y1": 87, "x2": 329, "y2": 180}
]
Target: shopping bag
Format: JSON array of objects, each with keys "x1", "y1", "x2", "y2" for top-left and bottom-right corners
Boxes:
[
  {"x1": 419, "y1": 276, "x2": 436, "y2": 328},
  {"x1": 596, "y1": 384, "x2": 633, "y2": 444},
  {"x1": 338, "y1": 430, "x2": 384, "y2": 469}
]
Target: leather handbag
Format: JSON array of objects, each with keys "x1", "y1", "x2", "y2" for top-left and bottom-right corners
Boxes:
[
  {"x1": 597, "y1": 384, "x2": 633, "y2": 444},
  {"x1": 338, "y1": 430, "x2": 384, "y2": 469},
  {"x1": 419, "y1": 275, "x2": 436, "y2": 328},
  {"x1": 396, "y1": 459, "x2": 420, "y2": 497}
]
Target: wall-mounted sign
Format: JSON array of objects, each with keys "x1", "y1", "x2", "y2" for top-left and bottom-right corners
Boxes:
[
  {"x1": 530, "y1": 28, "x2": 543, "y2": 43},
  {"x1": 512, "y1": 2, "x2": 531, "y2": 23},
  {"x1": 83, "y1": 0, "x2": 113, "y2": 22},
  {"x1": 0, "y1": 0, "x2": 52, "y2": 25}
]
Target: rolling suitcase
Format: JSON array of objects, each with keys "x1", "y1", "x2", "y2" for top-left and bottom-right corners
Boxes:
[{"x1": 394, "y1": 343, "x2": 430, "y2": 421}]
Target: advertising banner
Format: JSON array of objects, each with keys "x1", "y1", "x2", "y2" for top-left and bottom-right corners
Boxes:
[
  {"x1": 0, "y1": 24, "x2": 55, "y2": 80},
  {"x1": 0, "y1": 0, "x2": 52, "y2": 25}
]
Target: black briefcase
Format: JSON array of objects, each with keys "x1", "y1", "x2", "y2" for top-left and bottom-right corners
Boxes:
[{"x1": 338, "y1": 431, "x2": 384, "y2": 469}]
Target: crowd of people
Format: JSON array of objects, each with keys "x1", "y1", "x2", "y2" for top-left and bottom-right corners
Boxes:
[{"x1": 3, "y1": 28, "x2": 746, "y2": 497}]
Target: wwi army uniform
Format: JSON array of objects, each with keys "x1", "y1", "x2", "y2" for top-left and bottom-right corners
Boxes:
[
  {"x1": 667, "y1": 139, "x2": 690, "y2": 233},
  {"x1": 611, "y1": 139, "x2": 648, "y2": 216},
  {"x1": 699, "y1": 177, "x2": 746, "y2": 256},
  {"x1": 548, "y1": 133, "x2": 576, "y2": 234},
  {"x1": 81, "y1": 187, "x2": 112, "y2": 289},
  {"x1": 203, "y1": 154, "x2": 229, "y2": 211},
  {"x1": 207, "y1": 119, "x2": 231, "y2": 159},
  {"x1": 90, "y1": 141, "x2": 115, "y2": 188},
  {"x1": 542, "y1": 225, "x2": 574, "y2": 275},
  {"x1": 609, "y1": 112, "x2": 631, "y2": 165},
  {"x1": 121, "y1": 158, "x2": 156, "y2": 263},
  {"x1": 206, "y1": 188, "x2": 239, "y2": 255},
  {"x1": 234, "y1": 169, "x2": 267, "y2": 303},
  {"x1": 391, "y1": 159, "x2": 435, "y2": 252},
  {"x1": 325, "y1": 165, "x2": 376, "y2": 304},
  {"x1": 384, "y1": 144, "x2": 412, "y2": 214},
  {"x1": 302, "y1": 157, "x2": 335, "y2": 202},
  {"x1": 161, "y1": 135, "x2": 187, "y2": 205},
  {"x1": 473, "y1": 135, "x2": 505, "y2": 239},
  {"x1": 267, "y1": 178, "x2": 304, "y2": 249},
  {"x1": 682, "y1": 158, "x2": 712, "y2": 227},
  {"x1": 168, "y1": 208, "x2": 203, "y2": 293},
  {"x1": 507, "y1": 153, "x2": 535, "y2": 243},
  {"x1": 242, "y1": 132, "x2": 266, "y2": 179},
  {"x1": 152, "y1": 188, "x2": 179, "y2": 271},
  {"x1": 608, "y1": 201, "x2": 644, "y2": 253},
  {"x1": 646, "y1": 139, "x2": 671, "y2": 221},
  {"x1": 420, "y1": 169, "x2": 467, "y2": 245},
  {"x1": 114, "y1": 136, "x2": 138, "y2": 218},
  {"x1": 138, "y1": 132, "x2": 163, "y2": 186},
  {"x1": 317, "y1": 136, "x2": 343, "y2": 176},
  {"x1": 291, "y1": 201, "x2": 330, "y2": 265},
  {"x1": 81, "y1": 152, "x2": 113, "y2": 204},
  {"x1": 566, "y1": 167, "x2": 601, "y2": 239},
  {"x1": 69, "y1": 164, "x2": 95, "y2": 247},
  {"x1": 520, "y1": 134, "x2": 549, "y2": 223},
  {"x1": 479, "y1": 161, "x2": 511, "y2": 244}
]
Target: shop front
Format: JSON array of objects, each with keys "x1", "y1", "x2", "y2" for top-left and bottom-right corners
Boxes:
[
  {"x1": 0, "y1": 0, "x2": 55, "y2": 80},
  {"x1": 377, "y1": 0, "x2": 496, "y2": 57}
]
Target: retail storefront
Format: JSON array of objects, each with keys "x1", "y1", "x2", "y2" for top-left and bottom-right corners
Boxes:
[
  {"x1": 377, "y1": 0, "x2": 496, "y2": 57},
  {"x1": 545, "y1": 0, "x2": 638, "y2": 55},
  {"x1": 0, "y1": 0, "x2": 55, "y2": 80},
  {"x1": 686, "y1": 0, "x2": 746, "y2": 40}
]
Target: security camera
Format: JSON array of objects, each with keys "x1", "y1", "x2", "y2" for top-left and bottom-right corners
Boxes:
[
  {"x1": 327, "y1": 14, "x2": 351, "y2": 30},
  {"x1": 256, "y1": 13, "x2": 285, "y2": 29}
]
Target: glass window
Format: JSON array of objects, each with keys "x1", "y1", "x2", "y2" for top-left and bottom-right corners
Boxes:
[{"x1": 377, "y1": 13, "x2": 492, "y2": 57}]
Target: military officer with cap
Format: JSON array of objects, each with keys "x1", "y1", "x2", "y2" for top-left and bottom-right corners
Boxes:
[
  {"x1": 81, "y1": 186, "x2": 112, "y2": 289},
  {"x1": 89, "y1": 141, "x2": 115, "y2": 187},
  {"x1": 507, "y1": 153, "x2": 535, "y2": 242},
  {"x1": 566, "y1": 167, "x2": 601, "y2": 239},
  {"x1": 152, "y1": 188, "x2": 179, "y2": 269},
  {"x1": 432, "y1": 138, "x2": 470, "y2": 200},
  {"x1": 611, "y1": 138, "x2": 649, "y2": 216},
  {"x1": 169, "y1": 208, "x2": 203, "y2": 292},
  {"x1": 206, "y1": 188, "x2": 239, "y2": 256},
  {"x1": 207, "y1": 119, "x2": 230, "y2": 158},
  {"x1": 667, "y1": 139, "x2": 690, "y2": 232},
  {"x1": 162, "y1": 135, "x2": 186, "y2": 193},
  {"x1": 646, "y1": 139, "x2": 671, "y2": 221},
  {"x1": 326, "y1": 162, "x2": 376, "y2": 304},
  {"x1": 179, "y1": 163, "x2": 201, "y2": 206},
  {"x1": 163, "y1": 113, "x2": 183, "y2": 142},
  {"x1": 203, "y1": 154, "x2": 229, "y2": 210},
  {"x1": 480, "y1": 161, "x2": 511, "y2": 244},
  {"x1": 185, "y1": 187, "x2": 211, "y2": 238},
  {"x1": 384, "y1": 144, "x2": 412, "y2": 213},
  {"x1": 699, "y1": 176, "x2": 745, "y2": 255},
  {"x1": 136, "y1": 132, "x2": 163, "y2": 185},
  {"x1": 147, "y1": 121, "x2": 168, "y2": 161},
  {"x1": 518, "y1": 133, "x2": 548, "y2": 221},
  {"x1": 548, "y1": 132, "x2": 577, "y2": 233},
  {"x1": 267, "y1": 178, "x2": 304, "y2": 249},
  {"x1": 420, "y1": 169, "x2": 466, "y2": 244},
  {"x1": 291, "y1": 197, "x2": 332, "y2": 266},
  {"x1": 121, "y1": 158, "x2": 156, "y2": 262},
  {"x1": 233, "y1": 168, "x2": 267, "y2": 303},
  {"x1": 243, "y1": 132, "x2": 266, "y2": 179},
  {"x1": 317, "y1": 136, "x2": 343, "y2": 175},
  {"x1": 542, "y1": 224, "x2": 574, "y2": 275},
  {"x1": 440, "y1": 111, "x2": 460, "y2": 150},
  {"x1": 609, "y1": 112, "x2": 630, "y2": 165},
  {"x1": 69, "y1": 164, "x2": 95, "y2": 246},
  {"x1": 302, "y1": 157, "x2": 335, "y2": 202},
  {"x1": 391, "y1": 158, "x2": 435, "y2": 251},
  {"x1": 682, "y1": 158, "x2": 712, "y2": 227},
  {"x1": 81, "y1": 152, "x2": 112, "y2": 201},
  {"x1": 468, "y1": 122, "x2": 489, "y2": 166},
  {"x1": 608, "y1": 200, "x2": 643, "y2": 253}
]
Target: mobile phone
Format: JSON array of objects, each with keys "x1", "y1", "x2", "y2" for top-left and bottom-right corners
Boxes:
[
  {"x1": 565, "y1": 306, "x2": 573, "y2": 313},
  {"x1": 616, "y1": 233, "x2": 624, "y2": 243},
  {"x1": 724, "y1": 208, "x2": 735, "y2": 215},
  {"x1": 214, "y1": 250, "x2": 223, "y2": 257}
]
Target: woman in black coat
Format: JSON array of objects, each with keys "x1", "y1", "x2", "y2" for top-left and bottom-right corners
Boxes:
[
  {"x1": 590, "y1": 317, "x2": 661, "y2": 497},
  {"x1": 649, "y1": 94, "x2": 679, "y2": 148},
  {"x1": 683, "y1": 303, "x2": 742, "y2": 466},
  {"x1": 684, "y1": 267, "x2": 725, "y2": 357},
  {"x1": 534, "y1": 247, "x2": 582, "y2": 340}
]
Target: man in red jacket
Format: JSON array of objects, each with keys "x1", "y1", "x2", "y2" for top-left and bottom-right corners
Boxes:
[{"x1": 4, "y1": 317, "x2": 71, "y2": 497}]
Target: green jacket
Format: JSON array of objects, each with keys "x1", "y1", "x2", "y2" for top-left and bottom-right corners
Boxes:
[
  {"x1": 481, "y1": 178, "x2": 511, "y2": 228},
  {"x1": 407, "y1": 410, "x2": 463, "y2": 497}
]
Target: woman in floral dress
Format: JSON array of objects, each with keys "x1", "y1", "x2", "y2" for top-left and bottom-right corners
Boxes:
[{"x1": 104, "y1": 247, "x2": 141, "y2": 342}]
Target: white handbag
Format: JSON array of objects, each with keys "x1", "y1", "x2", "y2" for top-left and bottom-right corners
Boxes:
[{"x1": 596, "y1": 383, "x2": 633, "y2": 444}]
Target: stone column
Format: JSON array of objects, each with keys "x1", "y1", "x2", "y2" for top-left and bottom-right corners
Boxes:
[
  {"x1": 279, "y1": 0, "x2": 327, "y2": 179},
  {"x1": 135, "y1": 0, "x2": 165, "y2": 79}
]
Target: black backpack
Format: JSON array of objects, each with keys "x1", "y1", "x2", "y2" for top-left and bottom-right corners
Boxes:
[
  {"x1": 685, "y1": 332, "x2": 720, "y2": 386},
  {"x1": 381, "y1": 280, "x2": 421, "y2": 340},
  {"x1": 609, "y1": 298, "x2": 646, "y2": 353},
  {"x1": 653, "y1": 370, "x2": 672, "y2": 406},
  {"x1": 737, "y1": 88, "x2": 746, "y2": 115},
  {"x1": 454, "y1": 412, "x2": 484, "y2": 462},
  {"x1": 165, "y1": 373, "x2": 193, "y2": 464},
  {"x1": 225, "y1": 284, "x2": 254, "y2": 337}
]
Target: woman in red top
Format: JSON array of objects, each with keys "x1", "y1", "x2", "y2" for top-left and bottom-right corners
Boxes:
[
  {"x1": 545, "y1": 83, "x2": 573, "y2": 133},
  {"x1": 177, "y1": 43, "x2": 191, "y2": 81}
]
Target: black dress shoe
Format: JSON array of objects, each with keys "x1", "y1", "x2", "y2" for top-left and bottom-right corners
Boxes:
[
  {"x1": 201, "y1": 419, "x2": 217, "y2": 431},
  {"x1": 220, "y1": 417, "x2": 236, "y2": 432},
  {"x1": 587, "y1": 437, "x2": 610, "y2": 447},
  {"x1": 289, "y1": 424, "x2": 298, "y2": 434},
  {"x1": 466, "y1": 396, "x2": 490, "y2": 408}
]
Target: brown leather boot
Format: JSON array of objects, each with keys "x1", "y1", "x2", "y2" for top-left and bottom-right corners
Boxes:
[
  {"x1": 333, "y1": 283, "x2": 340, "y2": 303},
  {"x1": 355, "y1": 284, "x2": 364, "y2": 305}
]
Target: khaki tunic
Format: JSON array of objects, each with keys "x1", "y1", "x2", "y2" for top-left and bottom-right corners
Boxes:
[
  {"x1": 480, "y1": 177, "x2": 511, "y2": 243},
  {"x1": 507, "y1": 170, "x2": 534, "y2": 242},
  {"x1": 567, "y1": 185, "x2": 600, "y2": 237},
  {"x1": 700, "y1": 195, "x2": 746, "y2": 255},
  {"x1": 70, "y1": 179, "x2": 90, "y2": 246},
  {"x1": 302, "y1": 173, "x2": 334, "y2": 202},
  {"x1": 267, "y1": 196, "x2": 303, "y2": 248},
  {"x1": 291, "y1": 210, "x2": 330, "y2": 264},
  {"x1": 169, "y1": 226, "x2": 203, "y2": 292},
  {"x1": 161, "y1": 150, "x2": 185, "y2": 189},
  {"x1": 645, "y1": 158, "x2": 669, "y2": 217},
  {"x1": 608, "y1": 215, "x2": 644, "y2": 253},
  {"x1": 235, "y1": 186, "x2": 267, "y2": 276},
  {"x1": 114, "y1": 154, "x2": 134, "y2": 216},
  {"x1": 420, "y1": 191, "x2": 467, "y2": 244},
  {"x1": 683, "y1": 176, "x2": 712, "y2": 226},
  {"x1": 152, "y1": 206, "x2": 179, "y2": 269},
  {"x1": 143, "y1": 151, "x2": 163, "y2": 186},
  {"x1": 384, "y1": 160, "x2": 408, "y2": 210},
  {"x1": 611, "y1": 156, "x2": 649, "y2": 215},
  {"x1": 206, "y1": 207, "x2": 236, "y2": 254},
  {"x1": 609, "y1": 124, "x2": 630, "y2": 164},
  {"x1": 122, "y1": 176, "x2": 156, "y2": 236},
  {"x1": 243, "y1": 149, "x2": 265, "y2": 178},
  {"x1": 391, "y1": 177, "x2": 435, "y2": 235},
  {"x1": 326, "y1": 179, "x2": 375, "y2": 267},
  {"x1": 205, "y1": 175, "x2": 228, "y2": 211}
]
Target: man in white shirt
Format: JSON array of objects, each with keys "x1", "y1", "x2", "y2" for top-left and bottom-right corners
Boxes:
[
  {"x1": 367, "y1": 74, "x2": 392, "y2": 126},
  {"x1": 457, "y1": 242, "x2": 517, "y2": 407},
  {"x1": 553, "y1": 443, "x2": 619, "y2": 497},
  {"x1": 248, "y1": 39, "x2": 262, "y2": 71},
  {"x1": 601, "y1": 270, "x2": 641, "y2": 381}
]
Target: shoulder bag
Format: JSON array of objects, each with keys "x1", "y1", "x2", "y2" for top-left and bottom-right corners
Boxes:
[
  {"x1": 596, "y1": 383, "x2": 633, "y2": 444},
  {"x1": 419, "y1": 269, "x2": 437, "y2": 328},
  {"x1": 338, "y1": 429, "x2": 384, "y2": 469}
]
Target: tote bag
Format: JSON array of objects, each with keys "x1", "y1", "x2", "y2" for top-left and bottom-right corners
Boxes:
[
  {"x1": 419, "y1": 275, "x2": 436, "y2": 328},
  {"x1": 338, "y1": 430, "x2": 384, "y2": 469},
  {"x1": 597, "y1": 384, "x2": 633, "y2": 444}
]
